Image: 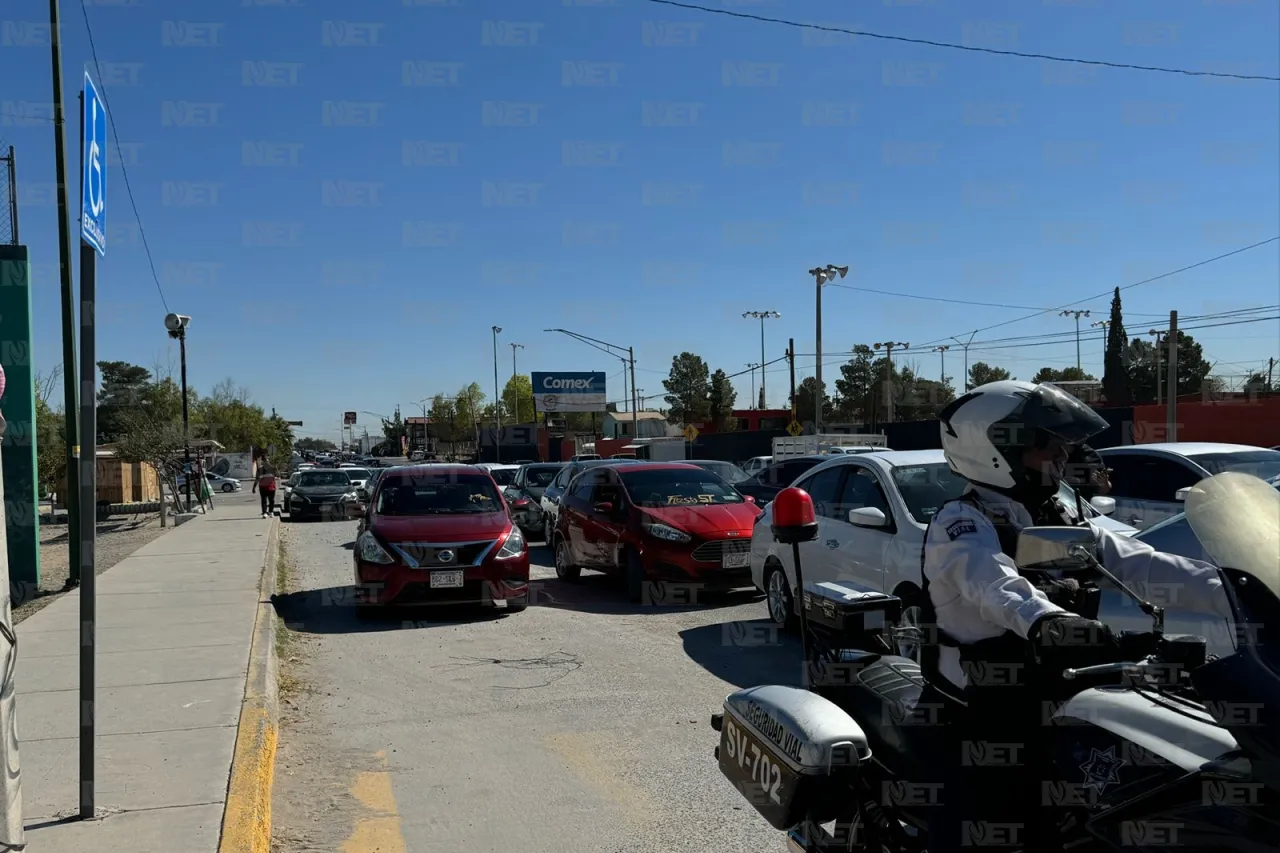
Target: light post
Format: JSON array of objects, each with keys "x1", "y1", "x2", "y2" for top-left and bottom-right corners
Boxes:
[
  {"x1": 544, "y1": 328, "x2": 638, "y2": 436},
  {"x1": 874, "y1": 341, "x2": 909, "y2": 424},
  {"x1": 165, "y1": 313, "x2": 193, "y2": 512},
  {"x1": 509, "y1": 342, "x2": 525, "y2": 423},
  {"x1": 932, "y1": 345, "x2": 950, "y2": 386},
  {"x1": 743, "y1": 310, "x2": 781, "y2": 407},
  {"x1": 492, "y1": 326, "x2": 502, "y2": 463},
  {"x1": 1061, "y1": 309, "x2": 1091, "y2": 372},
  {"x1": 1091, "y1": 320, "x2": 1110, "y2": 379},
  {"x1": 806, "y1": 265, "x2": 849, "y2": 433},
  {"x1": 952, "y1": 331, "x2": 978, "y2": 391},
  {"x1": 746, "y1": 363, "x2": 759, "y2": 409},
  {"x1": 1148, "y1": 328, "x2": 1165, "y2": 406}
]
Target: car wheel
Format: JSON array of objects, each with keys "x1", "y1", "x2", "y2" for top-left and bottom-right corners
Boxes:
[
  {"x1": 554, "y1": 538, "x2": 581, "y2": 582},
  {"x1": 765, "y1": 565, "x2": 798, "y2": 631},
  {"x1": 222, "y1": 483, "x2": 235, "y2": 492},
  {"x1": 893, "y1": 586, "x2": 924, "y2": 662}
]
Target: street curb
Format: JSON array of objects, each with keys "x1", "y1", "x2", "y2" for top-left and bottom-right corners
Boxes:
[{"x1": 217, "y1": 515, "x2": 280, "y2": 853}]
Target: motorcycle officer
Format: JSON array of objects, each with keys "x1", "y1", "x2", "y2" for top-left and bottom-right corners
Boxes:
[{"x1": 919, "y1": 380, "x2": 1232, "y2": 853}]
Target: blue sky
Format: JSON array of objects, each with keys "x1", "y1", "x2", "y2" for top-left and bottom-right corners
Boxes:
[{"x1": 4, "y1": 0, "x2": 1278, "y2": 444}]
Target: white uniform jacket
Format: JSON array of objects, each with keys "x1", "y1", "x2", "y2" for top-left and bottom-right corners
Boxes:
[{"x1": 923, "y1": 485, "x2": 1231, "y2": 691}]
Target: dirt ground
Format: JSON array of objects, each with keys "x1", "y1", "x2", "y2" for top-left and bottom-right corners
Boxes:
[{"x1": 13, "y1": 511, "x2": 171, "y2": 624}]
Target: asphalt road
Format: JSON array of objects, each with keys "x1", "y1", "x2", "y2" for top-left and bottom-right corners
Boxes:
[{"x1": 270, "y1": 517, "x2": 806, "y2": 853}]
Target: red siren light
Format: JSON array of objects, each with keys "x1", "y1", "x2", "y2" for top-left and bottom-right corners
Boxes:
[{"x1": 771, "y1": 487, "x2": 819, "y2": 544}]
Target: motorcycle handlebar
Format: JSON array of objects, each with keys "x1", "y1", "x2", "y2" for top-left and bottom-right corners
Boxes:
[{"x1": 1062, "y1": 656, "x2": 1155, "y2": 681}]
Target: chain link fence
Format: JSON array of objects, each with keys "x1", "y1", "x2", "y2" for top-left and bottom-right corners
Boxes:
[{"x1": 0, "y1": 141, "x2": 16, "y2": 245}]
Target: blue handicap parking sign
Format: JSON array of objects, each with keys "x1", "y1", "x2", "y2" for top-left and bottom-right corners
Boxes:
[{"x1": 81, "y1": 72, "x2": 107, "y2": 256}]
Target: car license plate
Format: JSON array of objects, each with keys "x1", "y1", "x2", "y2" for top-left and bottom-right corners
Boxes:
[
  {"x1": 429, "y1": 570, "x2": 465, "y2": 589},
  {"x1": 723, "y1": 552, "x2": 750, "y2": 569},
  {"x1": 718, "y1": 715, "x2": 799, "y2": 812}
]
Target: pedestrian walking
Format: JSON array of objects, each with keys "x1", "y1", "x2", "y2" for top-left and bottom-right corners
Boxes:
[{"x1": 253, "y1": 466, "x2": 278, "y2": 518}]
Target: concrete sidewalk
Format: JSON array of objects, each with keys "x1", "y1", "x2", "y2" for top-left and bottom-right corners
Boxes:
[{"x1": 15, "y1": 491, "x2": 275, "y2": 851}]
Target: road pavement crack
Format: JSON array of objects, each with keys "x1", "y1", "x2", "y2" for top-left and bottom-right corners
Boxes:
[{"x1": 435, "y1": 650, "x2": 583, "y2": 688}]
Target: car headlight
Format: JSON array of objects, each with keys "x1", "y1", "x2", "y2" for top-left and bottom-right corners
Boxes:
[
  {"x1": 343, "y1": 491, "x2": 358, "y2": 501},
  {"x1": 645, "y1": 522, "x2": 691, "y2": 543},
  {"x1": 496, "y1": 526, "x2": 526, "y2": 559},
  {"x1": 291, "y1": 493, "x2": 307, "y2": 503},
  {"x1": 357, "y1": 531, "x2": 395, "y2": 564}
]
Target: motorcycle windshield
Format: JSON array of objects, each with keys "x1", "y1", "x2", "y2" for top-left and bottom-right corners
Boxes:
[{"x1": 1186, "y1": 472, "x2": 1280, "y2": 604}]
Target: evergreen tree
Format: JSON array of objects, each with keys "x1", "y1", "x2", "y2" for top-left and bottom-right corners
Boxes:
[{"x1": 1102, "y1": 287, "x2": 1132, "y2": 405}]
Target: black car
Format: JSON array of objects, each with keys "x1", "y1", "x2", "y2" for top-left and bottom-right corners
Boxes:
[
  {"x1": 686, "y1": 459, "x2": 750, "y2": 485},
  {"x1": 537, "y1": 458, "x2": 635, "y2": 543},
  {"x1": 503, "y1": 463, "x2": 566, "y2": 536},
  {"x1": 286, "y1": 469, "x2": 354, "y2": 521},
  {"x1": 733, "y1": 455, "x2": 828, "y2": 507}
]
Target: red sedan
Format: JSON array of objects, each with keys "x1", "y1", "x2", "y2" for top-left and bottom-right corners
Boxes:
[
  {"x1": 353, "y1": 465, "x2": 530, "y2": 613},
  {"x1": 552, "y1": 462, "x2": 762, "y2": 603}
]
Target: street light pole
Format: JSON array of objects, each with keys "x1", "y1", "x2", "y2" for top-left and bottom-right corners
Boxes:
[
  {"x1": 932, "y1": 345, "x2": 950, "y2": 385},
  {"x1": 952, "y1": 331, "x2": 978, "y2": 391},
  {"x1": 874, "y1": 341, "x2": 909, "y2": 423},
  {"x1": 509, "y1": 342, "x2": 524, "y2": 422},
  {"x1": 807, "y1": 265, "x2": 848, "y2": 434},
  {"x1": 166, "y1": 314, "x2": 193, "y2": 512},
  {"x1": 492, "y1": 326, "x2": 502, "y2": 463},
  {"x1": 543, "y1": 328, "x2": 639, "y2": 436},
  {"x1": 1148, "y1": 328, "x2": 1165, "y2": 406},
  {"x1": 1061, "y1": 309, "x2": 1091, "y2": 372},
  {"x1": 743, "y1": 310, "x2": 780, "y2": 408},
  {"x1": 746, "y1": 363, "x2": 759, "y2": 410}
]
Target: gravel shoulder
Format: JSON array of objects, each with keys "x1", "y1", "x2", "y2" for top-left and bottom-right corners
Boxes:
[{"x1": 13, "y1": 510, "x2": 172, "y2": 624}]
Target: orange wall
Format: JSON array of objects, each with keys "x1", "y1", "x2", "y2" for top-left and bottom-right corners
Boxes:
[{"x1": 1131, "y1": 396, "x2": 1280, "y2": 447}]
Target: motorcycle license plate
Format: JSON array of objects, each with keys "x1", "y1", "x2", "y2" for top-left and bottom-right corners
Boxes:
[
  {"x1": 718, "y1": 715, "x2": 800, "y2": 811},
  {"x1": 722, "y1": 552, "x2": 750, "y2": 569},
  {"x1": 429, "y1": 570, "x2": 465, "y2": 589}
]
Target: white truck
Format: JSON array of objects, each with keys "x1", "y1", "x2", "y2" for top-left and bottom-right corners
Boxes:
[{"x1": 771, "y1": 434, "x2": 888, "y2": 462}]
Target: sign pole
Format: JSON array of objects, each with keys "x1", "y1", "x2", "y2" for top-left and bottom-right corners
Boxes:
[{"x1": 78, "y1": 70, "x2": 107, "y2": 821}]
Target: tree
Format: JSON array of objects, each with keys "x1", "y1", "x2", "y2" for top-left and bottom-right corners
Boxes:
[
  {"x1": 662, "y1": 352, "x2": 710, "y2": 424},
  {"x1": 1032, "y1": 366, "x2": 1096, "y2": 383},
  {"x1": 1101, "y1": 287, "x2": 1132, "y2": 405},
  {"x1": 503, "y1": 374, "x2": 534, "y2": 424},
  {"x1": 792, "y1": 376, "x2": 831, "y2": 426},
  {"x1": 833, "y1": 345, "x2": 876, "y2": 422},
  {"x1": 35, "y1": 374, "x2": 65, "y2": 497},
  {"x1": 967, "y1": 361, "x2": 1012, "y2": 388},
  {"x1": 295, "y1": 437, "x2": 337, "y2": 452},
  {"x1": 112, "y1": 410, "x2": 188, "y2": 526},
  {"x1": 380, "y1": 410, "x2": 408, "y2": 453},
  {"x1": 707, "y1": 369, "x2": 737, "y2": 430},
  {"x1": 97, "y1": 361, "x2": 157, "y2": 441},
  {"x1": 1125, "y1": 331, "x2": 1214, "y2": 404},
  {"x1": 880, "y1": 361, "x2": 956, "y2": 422}
]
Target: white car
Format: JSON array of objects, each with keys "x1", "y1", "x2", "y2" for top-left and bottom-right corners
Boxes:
[
  {"x1": 742, "y1": 456, "x2": 772, "y2": 477},
  {"x1": 1098, "y1": 442, "x2": 1280, "y2": 530},
  {"x1": 475, "y1": 463, "x2": 520, "y2": 488},
  {"x1": 749, "y1": 449, "x2": 1138, "y2": 655},
  {"x1": 340, "y1": 467, "x2": 372, "y2": 491},
  {"x1": 177, "y1": 471, "x2": 242, "y2": 493}
]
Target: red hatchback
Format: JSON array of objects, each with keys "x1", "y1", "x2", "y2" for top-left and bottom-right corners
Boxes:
[
  {"x1": 353, "y1": 465, "x2": 530, "y2": 612},
  {"x1": 552, "y1": 462, "x2": 762, "y2": 602}
]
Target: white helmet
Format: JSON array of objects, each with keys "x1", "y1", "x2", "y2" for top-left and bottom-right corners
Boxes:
[{"x1": 938, "y1": 380, "x2": 1109, "y2": 491}]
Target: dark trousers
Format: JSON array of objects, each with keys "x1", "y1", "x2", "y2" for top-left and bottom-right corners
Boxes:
[
  {"x1": 260, "y1": 488, "x2": 276, "y2": 514},
  {"x1": 927, "y1": 685, "x2": 1043, "y2": 853}
]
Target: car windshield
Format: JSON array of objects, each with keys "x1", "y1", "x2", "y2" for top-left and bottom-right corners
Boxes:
[
  {"x1": 890, "y1": 462, "x2": 969, "y2": 524},
  {"x1": 343, "y1": 469, "x2": 371, "y2": 480},
  {"x1": 525, "y1": 466, "x2": 561, "y2": 486},
  {"x1": 620, "y1": 468, "x2": 744, "y2": 507},
  {"x1": 488, "y1": 468, "x2": 518, "y2": 486},
  {"x1": 1188, "y1": 450, "x2": 1280, "y2": 483},
  {"x1": 298, "y1": 472, "x2": 350, "y2": 488},
  {"x1": 375, "y1": 474, "x2": 503, "y2": 515},
  {"x1": 690, "y1": 460, "x2": 750, "y2": 484}
]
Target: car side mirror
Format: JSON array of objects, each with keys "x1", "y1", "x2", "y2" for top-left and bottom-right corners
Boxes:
[
  {"x1": 1089, "y1": 495, "x2": 1116, "y2": 516},
  {"x1": 743, "y1": 495, "x2": 756, "y2": 504},
  {"x1": 1014, "y1": 526, "x2": 1096, "y2": 571},
  {"x1": 1175, "y1": 487, "x2": 1191, "y2": 502},
  {"x1": 593, "y1": 501, "x2": 614, "y2": 514},
  {"x1": 848, "y1": 507, "x2": 889, "y2": 528}
]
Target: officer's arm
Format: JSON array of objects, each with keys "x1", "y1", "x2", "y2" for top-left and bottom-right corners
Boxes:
[
  {"x1": 927, "y1": 508, "x2": 1065, "y2": 638},
  {"x1": 1092, "y1": 525, "x2": 1231, "y2": 619}
]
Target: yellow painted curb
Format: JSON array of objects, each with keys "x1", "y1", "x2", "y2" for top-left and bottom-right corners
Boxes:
[{"x1": 218, "y1": 516, "x2": 281, "y2": 853}]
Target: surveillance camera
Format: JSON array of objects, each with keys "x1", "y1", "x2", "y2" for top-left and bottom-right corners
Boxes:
[{"x1": 164, "y1": 313, "x2": 191, "y2": 332}]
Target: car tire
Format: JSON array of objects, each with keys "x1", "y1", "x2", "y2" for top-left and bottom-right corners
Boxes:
[
  {"x1": 765, "y1": 563, "x2": 798, "y2": 632},
  {"x1": 222, "y1": 483, "x2": 235, "y2": 493},
  {"x1": 554, "y1": 538, "x2": 581, "y2": 582}
]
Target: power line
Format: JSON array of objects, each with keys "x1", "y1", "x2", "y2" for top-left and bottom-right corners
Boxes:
[
  {"x1": 916, "y1": 237, "x2": 1280, "y2": 348},
  {"x1": 80, "y1": 0, "x2": 170, "y2": 313},
  {"x1": 643, "y1": 0, "x2": 1280, "y2": 82}
]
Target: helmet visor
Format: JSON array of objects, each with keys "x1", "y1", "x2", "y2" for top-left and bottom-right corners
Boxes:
[{"x1": 989, "y1": 383, "x2": 1109, "y2": 450}]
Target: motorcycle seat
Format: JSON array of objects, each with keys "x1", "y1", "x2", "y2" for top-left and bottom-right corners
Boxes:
[{"x1": 816, "y1": 655, "x2": 951, "y2": 780}]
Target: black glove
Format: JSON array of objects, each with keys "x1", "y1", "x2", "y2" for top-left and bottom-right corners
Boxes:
[{"x1": 1028, "y1": 613, "x2": 1120, "y2": 677}]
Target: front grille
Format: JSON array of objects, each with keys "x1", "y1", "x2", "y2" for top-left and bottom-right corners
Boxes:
[
  {"x1": 390, "y1": 540, "x2": 496, "y2": 568},
  {"x1": 691, "y1": 537, "x2": 751, "y2": 563}
]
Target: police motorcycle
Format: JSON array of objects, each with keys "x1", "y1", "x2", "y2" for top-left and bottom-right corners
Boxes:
[{"x1": 709, "y1": 473, "x2": 1280, "y2": 852}]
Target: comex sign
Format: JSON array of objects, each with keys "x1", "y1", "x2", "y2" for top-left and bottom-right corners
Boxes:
[
  {"x1": 81, "y1": 72, "x2": 107, "y2": 256},
  {"x1": 531, "y1": 371, "x2": 607, "y2": 413}
]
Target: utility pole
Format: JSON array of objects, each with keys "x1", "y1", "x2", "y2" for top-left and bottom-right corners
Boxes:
[
  {"x1": 932, "y1": 345, "x2": 950, "y2": 386},
  {"x1": 874, "y1": 341, "x2": 909, "y2": 423},
  {"x1": 628, "y1": 346, "x2": 638, "y2": 428},
  {"x1": 50, "y1": 0, "x2": 82, "y2": 587},
  {"x1": 1166, "y1": 311, "x2": 1178, "y2": 441},
  {"x1": 952, "y1": 331, "x2": 978, "y2": 391},
  {"x1": 807, "y1": 265, "x2": 848, "y2": 434},
  {"x1": 508, "y1": 342, "x2": 524, "y2": 423},
  {"x1": 746, "y1": 363, "x2": 758, "y2": 410},
  {"x1": 491, "y1": 326, "x2": 502, "y2": 463},
  {"x1": 1061, "y1": 309, "x2": 1091, "y2": 372},
  {"x1": 1268, "y1": 357, "x2": 1276, "y2": 391},
  {"x1": 742, "y1": 310, "x2": 780, "y2": 408},
  {"x1": 787, "y1": 338, "x2": 797, "y2": 424},
  {"x1": 1148, "y1": 328, "x2": 1165, "y2": 406}
]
